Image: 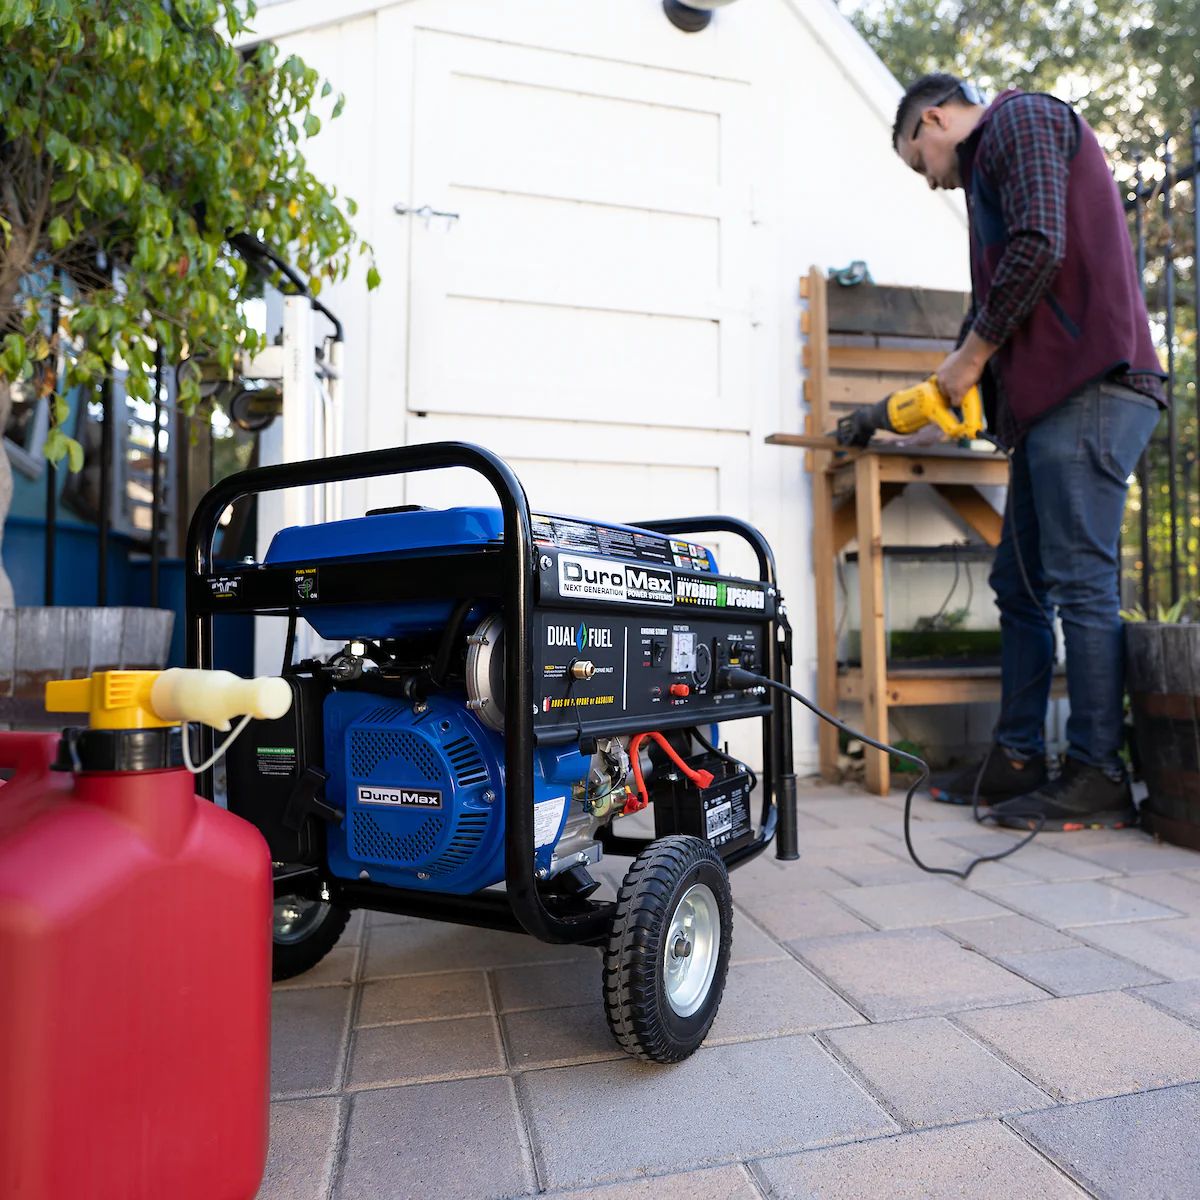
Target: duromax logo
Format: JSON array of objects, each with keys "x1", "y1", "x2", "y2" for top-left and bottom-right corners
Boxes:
[{"x1": 357, "y1": 785, "x2": 443, "y2": 809}]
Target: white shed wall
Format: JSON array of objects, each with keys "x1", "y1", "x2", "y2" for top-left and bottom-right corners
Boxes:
[{"x1": 245, "y1": 0, "x2": 975, "y2": 771}]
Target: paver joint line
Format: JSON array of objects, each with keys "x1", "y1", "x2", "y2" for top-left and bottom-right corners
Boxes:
[
  {"x1": 812, "y1": 1030, "x2": 917, "y2": 1133},
  {"x1": 943, "y1": 1014, "x2": 1062, "y2": 1102},
  {"x1": 778, "y1": 940, "x2": 873, "y2": 1022},
  {"x1": 995, "y1": 1115, "x2": 1102, "y2": 1195}
]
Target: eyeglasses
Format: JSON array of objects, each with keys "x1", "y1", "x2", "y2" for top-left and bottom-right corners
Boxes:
[{"x1": 909, "y1": 84, "x2": 968, "y2": 142}]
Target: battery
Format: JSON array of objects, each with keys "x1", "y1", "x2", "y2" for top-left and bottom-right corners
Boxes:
[{"x1": 653, "y1": 753, "x2": 754, "y2": 856}]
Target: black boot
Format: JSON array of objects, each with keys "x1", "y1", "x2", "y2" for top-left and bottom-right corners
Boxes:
[
  {"x1": 991, "y1": 756, "x2": 1137, "y2": 831},
  {"x1": 928, "y1": 743, "x2": 1047, "y2": 807}
]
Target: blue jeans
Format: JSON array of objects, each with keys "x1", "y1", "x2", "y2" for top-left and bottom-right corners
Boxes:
[{"x1": 990, "y1": 382, "x2": 1160, "y2": 774}]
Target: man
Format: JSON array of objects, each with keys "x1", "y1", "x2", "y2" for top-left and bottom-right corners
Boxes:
[{"x1": 893, "y1": 75, "x2": 1165, "y2": 830}]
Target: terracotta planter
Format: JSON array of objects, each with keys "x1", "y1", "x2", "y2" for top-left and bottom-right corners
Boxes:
[{"x1": 1125, "y1": 621, "x2": 1200, "y2": 848}]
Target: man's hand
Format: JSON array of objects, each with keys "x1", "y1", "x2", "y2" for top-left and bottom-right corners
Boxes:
[{"x1": 936, "y1": 330, "x2": 998, "y2": 408}]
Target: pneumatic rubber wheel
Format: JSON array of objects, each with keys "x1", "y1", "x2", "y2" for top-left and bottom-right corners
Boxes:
[
  {"x1": 603, "y1": 835, "x2": 733, "y2": 1063},
  {"x1": 272, "y1": 895, "x2": 352, "y2": 981}
]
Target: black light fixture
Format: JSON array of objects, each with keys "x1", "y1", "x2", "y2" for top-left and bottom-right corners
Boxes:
[{"x1": 663, "y1": 0, "x2": 738, "y2": 33}]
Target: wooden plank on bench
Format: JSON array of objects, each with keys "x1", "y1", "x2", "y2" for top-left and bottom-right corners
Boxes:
[
  {"x1": 824, "y1": 373, "x2": 933, "y2": 409},
  {"x1": 827, "y1": 346, "x2": 947, "y2": 373},
  {"x1": 827, "y1": 283, "x2": 969, "y2": 338},
  {"x1": 839, "y1": 668, "x2": 1067, "y2": 706}
]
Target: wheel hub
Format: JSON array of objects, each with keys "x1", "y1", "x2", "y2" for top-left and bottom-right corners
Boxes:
[
  {"x1": 663, "y1": 883, "x2": 720, "y2": 1018},
  {"x1": 273, "y1": 896, "x2": 330, "y2": 945}
]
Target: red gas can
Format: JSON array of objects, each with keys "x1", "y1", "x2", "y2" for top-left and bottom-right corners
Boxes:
[{"x1": 0, "y1": 714, "x2": 272, "y2": 1199}]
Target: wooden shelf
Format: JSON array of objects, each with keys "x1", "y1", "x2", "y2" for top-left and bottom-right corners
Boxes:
[
  {"x1": 769, "y1": 266, "x2": 1018, "y2": 794},
  {"x1": 838, "y1": 666, "x2": 1067, "y2": 707}
]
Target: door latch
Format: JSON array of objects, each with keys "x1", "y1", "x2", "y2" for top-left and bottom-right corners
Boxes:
[{"x1": 393, "y1": 202, "x2": 460, "y2": 228}]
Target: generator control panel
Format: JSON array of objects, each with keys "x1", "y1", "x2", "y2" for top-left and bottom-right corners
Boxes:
[
  {"x1": 532, "y1": 612, "x2": 770, "y2": 739},
  {"x1": 528, "y1": 532, "x2": 774, "y2": 740}
]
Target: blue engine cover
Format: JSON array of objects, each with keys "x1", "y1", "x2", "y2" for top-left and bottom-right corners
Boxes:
[
  {"x1": 264, "y1": 507, "x2": 503, "y2": 641},
  {"x1": 262, "y1": 506, "x2": 719, "y2": 640},
  {"x1": 323, "y1": 690, "x2": 588, "y2": 894}
]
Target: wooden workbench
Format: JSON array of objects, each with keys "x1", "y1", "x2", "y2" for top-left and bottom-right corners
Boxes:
[{"x1": 769, "y1": 269, "x2": 1063, "y2": 794}]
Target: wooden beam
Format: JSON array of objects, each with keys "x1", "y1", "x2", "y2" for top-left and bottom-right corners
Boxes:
[
  {"x1": 824, "y1": 373, "x2": 930, "y2": 409},
  {"x1": 855, "y1": 452, "x2": 890, "y2": 795},
  {"x1": 839, "y1": 669, "x2": 1067, "y2": 706},
  {"x1": 934, "y1": 484, "x2": 1004, "y2": 547},
  {"x1": 828, "y1": 346, "x2": 947, "y2": 373},
  {"x1": 830, "y1": 333, "x2": 955, "y2": 352},
  {"x1": 805, "y1": 267, "x2": 839, "y2": 779},
  {"x1": 826, "y1": 283, "x2": 969, "y2": 338},
  {"x1": 806, "y1": 267, "x2": 833, "y2": 468},
  {"x1": 812, "y1": 469, "x2": 841, "y2": 781},
  {"x1": 765, "y1": 432, "x2": 854, "y2": 453},
  {"x1": 877, "y1": 455, "x2": 1010, "y2": 487},
  {"x1": 833, "y1": 485, "x2": 904, "y2": 553}
]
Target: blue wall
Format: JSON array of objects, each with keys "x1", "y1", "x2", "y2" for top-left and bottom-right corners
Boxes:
[{"x1": 3, "y1": 517, "x2": 254, "y2": 675}]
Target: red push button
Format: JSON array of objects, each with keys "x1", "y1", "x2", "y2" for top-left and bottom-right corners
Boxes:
[{"x1": 669, "y1": 683, "x2": 691, "y2": 698}]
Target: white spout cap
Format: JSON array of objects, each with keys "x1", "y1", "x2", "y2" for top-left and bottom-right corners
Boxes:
[{"x1": 150, "y1": 668, "x2": 292, "y2": 731}]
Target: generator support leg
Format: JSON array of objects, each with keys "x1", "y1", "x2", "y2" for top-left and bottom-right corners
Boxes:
[{"x1": 774, "y1": 604, "x2": 799, "y2": 861}]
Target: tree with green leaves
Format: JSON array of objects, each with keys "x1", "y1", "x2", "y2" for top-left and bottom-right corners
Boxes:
[
  {"x1": 0, "y1": 0, "x2": 375, "y2": 603},
  {"x1": 842, "y1": 0, "x2": 1197, "y2": 146}
]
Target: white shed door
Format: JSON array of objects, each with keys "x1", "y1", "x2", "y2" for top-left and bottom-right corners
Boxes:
[{"x1": 398, "y1": 29, "x2": 757, "y2": 573}]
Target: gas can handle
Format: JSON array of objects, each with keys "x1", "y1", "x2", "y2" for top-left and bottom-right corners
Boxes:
[{"x1": 150, "y1": 669, "x2": 292, "y2": 732}]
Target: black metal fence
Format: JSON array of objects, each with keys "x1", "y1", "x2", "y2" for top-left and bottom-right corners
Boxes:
[{"x1": 1122, "y1": 111, "x2": 1200, "y2": 613}]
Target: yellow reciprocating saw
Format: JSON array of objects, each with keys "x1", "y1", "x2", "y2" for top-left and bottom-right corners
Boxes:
[{"x1": 835, "y1": 376, "x2": 983, "y2": 447}]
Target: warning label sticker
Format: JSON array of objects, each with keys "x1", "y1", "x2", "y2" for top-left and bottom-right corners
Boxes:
[
  {"x1": 256, "y1": 746, "x2": 296, "y2": 777},
  {"x1": 294, "y1": 567, "x2": 319, "y2": 602},
  {"x1": 532, "y1": 514, "x2": 678, "y2": 566},
  {"x1": 208, "y1": 575, "x2": 241, "y2": 600},
  {"x1": 706, "y1": 801, "x2": 734, "y2": 839},
  {"x1": 534, "y1": 794, "x2": 566, "y2": 848}
]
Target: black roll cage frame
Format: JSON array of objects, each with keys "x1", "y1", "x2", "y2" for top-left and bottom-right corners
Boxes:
[{"x1": 186, "y1": 441, "x2": 798, "y2": 947}]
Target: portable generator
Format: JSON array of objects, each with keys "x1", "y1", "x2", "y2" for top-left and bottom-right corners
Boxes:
[{"x1": 188, "y1": 442, "x2": 798, "y2": 1062}]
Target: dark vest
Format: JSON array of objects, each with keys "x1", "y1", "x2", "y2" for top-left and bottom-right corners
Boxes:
[{"x1": 960, "y1": 91, "x2": 1163, "y2": 430}]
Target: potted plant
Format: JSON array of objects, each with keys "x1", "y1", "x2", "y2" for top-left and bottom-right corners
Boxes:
[{"x1": 1122, "y1": 598, "x2": 1200, "y2": 848}]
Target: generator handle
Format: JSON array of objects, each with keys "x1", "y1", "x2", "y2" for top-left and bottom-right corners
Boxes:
[
  {"x1": 185, "y1": 440, "x2": 612, "y2": 946},
  {"x1": 633, "y1": 516, "x2": 797, "y2": 862}
]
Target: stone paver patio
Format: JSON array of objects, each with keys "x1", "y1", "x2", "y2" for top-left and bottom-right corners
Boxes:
[{"x1": 259, "y1": 781, "x2": 1200, "y2": 1199}]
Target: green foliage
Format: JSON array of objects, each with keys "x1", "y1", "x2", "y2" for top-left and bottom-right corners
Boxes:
[
  {"x1": 0, "y1": 0, "x2": 378, "y2": 468},
  {"x1": 1120, "y1": 596, "x2": 1194, "y2": 622},
  {"x1": 841, "y1": 0, "x2": 1198, "y2": 145}
]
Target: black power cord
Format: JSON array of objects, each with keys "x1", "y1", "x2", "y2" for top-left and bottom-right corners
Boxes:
[{"x1": 718, "y1": 665, "x2": 1042, "y2": 880}]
